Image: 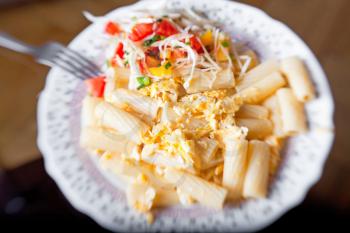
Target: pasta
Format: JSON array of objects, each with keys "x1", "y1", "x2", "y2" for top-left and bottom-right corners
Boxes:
[
  {"x1": 222, "y1": 136, "x2": 249, "y2": 200},
  {"x1": 110, "y1": 88, "x2": 161, "y2": 120},
  {"x1": 276, "y1": 88, "x2": 307, "y2": 135},
  {"x1": 236, "y1": 104, "x2": 269, "y2": 119},
  {"x1": 79, "y1": 9, "x2": 314, "y2": 222},
  {"x1": 243, "y1": 140, "x2": 270, "y2": 198},
  {"x1": 263, "y1": 95, "x2": 285, "y2": 137},
  {"x1": 236, "y1": 118, "x2": 273, "y2": 139},
  {"x1": 236, "y1": 60, "x2": 280, "y2": 91},
  {"x1": 163, "y1": 167, "x2": 227, "y2": 209},
  {"x1": 95, "y1": 101, "x2": 149, "y2": 143},
  {"x1": 280, "y1": 56, "x2": 315, "y2": 102},
  {"x1": 238, "y1": 72, "x2": 286, "y2": 104}
]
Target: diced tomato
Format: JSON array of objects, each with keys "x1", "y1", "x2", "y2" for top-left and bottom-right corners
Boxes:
[
  {"x1": 145, "y1": 55, "x2": 161, "y2": 67},
  {"x1": 145, "y1": 47, "x2": 161, "y2": 67},
  {"x1": 115, "y1": 42, "x2": 124, "y2": 59},
  {"x1": 85, "y1": 76, "x2": 106, "y2": 97},
  {"x1": 128, "y1": 23, "x2": 154, "y2": 41},
  {"x1": 190, "y1": 36, "x2": 204, "y2": 54},
  {"x1": 145, "y1": 47, "x2": 160, "y2": 59},
  {"x1": 172, "y1": 49, "x2": 187, "y2": 61},
  {"x1": 138, "y1": 60, "x2": 147, "y2": 74},
  {"x1": 105, "y1": 21, "x2": 120, "y2": 35},
  {"x1": 155, "y1": 19, "x2": 178, "y2": 37}
]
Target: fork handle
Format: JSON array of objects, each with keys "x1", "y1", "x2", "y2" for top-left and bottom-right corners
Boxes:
[{"x1": 0, "y1": 32, "x2": 36, "y2": 55}]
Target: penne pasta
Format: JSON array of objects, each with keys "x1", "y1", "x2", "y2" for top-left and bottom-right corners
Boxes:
[
  {"x1": 236, "y1": 104, "x2": 269, "y2": 119},
  {"x1": 81, "y1": 96, "x2": 103, "y2": 127},
  {"x1": 280, "y1": 56, "x2": 315, "y2": 102},
  {"x1": 160, "y1": 102, "x2": 180, "y2": 123},
  {"x1": 95, "y1": 101, "x2": 149, "y2": 143},
  {"x1": 80, "y1": 127, "x2": 133, "y2": 155},
  {"x1": 104, "y1": 67, "x2": 130, "y2": 101},
  {"x1": 163, "y1": 168, "x2": 228, "y2": 209},
  {"x1": 141, "y1": 147, "x2": 197, "y2": 172},
  {"x1": 100, "y1": 152, "x2": 176, "y2": 191},
  {"x1": 126, "y1": 181, "x2": 156, "y2": 213},
  {"x1": 196, "y1": 137, "x2": 220, "y2": 169},
  {"x1": 236, "y1": 118, "x2": 273, "y2": 139},
  {"x1": 243, "y1": 140, "x2": 270, "y2": 198},
  {"x1": 236, "y1": 60, "x2": 280, "y2": 91},
  {"x1": 110, "y1": 88, "x2": 160, "y2": 120},
  {"x1": 154, "y1": 188, "x2": 180, "y2": 207},
  {"x1": 183, "y1": 68, "x2": 235, "y2": 94},
  {"x1": 263, "y1": 95, "x2": 285, "y2": 137},
  {"x1": 265, "y1": 136, "x2": 284, "y2": 176},
  {"x1": 238, "y1": 72, "x2": 286, "y2": 104},
  {"x1": 222, "y1": 138, "x2": 249, "y2": 200},
  {"x1": 276, "y1": 88, "x2": 307, "y2": 135}
]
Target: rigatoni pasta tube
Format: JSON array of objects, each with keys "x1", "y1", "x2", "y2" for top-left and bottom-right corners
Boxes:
[
  {"x1": 276, "y1": 88, "x2": 307, "y2": 135},
  {"x1": 222, "y1": 138, "x2": 249, "y2": 200},
  {"x1": 238, "y1": 72, "x2": 286, "y2": 104},
  {"x1": 110, "y1": 88, "x2": 160, "y2": 119},
  {"x1": 184, "y1": 68, "x2": 235, "y2": 94},
  {"x1": 236, "y1": 104, "x2": 269, "y2": 119},
  {"x1": 81, "y1": 96, "x2": 102, "y2": 127},
  {"x1": 80, "y1": 127, "x2": 133, "y2": 154},
  {"x1": 236, "y1": 118, "x2": 273, "y2": 139},
  {"x1": 163, "y1": 168, "x2": 227, "y2": 209},
  {"x1": 280, "y1": 56, "x2": 315, "y2": 102},
  {"x1": 236, "y1": 60, "x2": 280, "y2": 91},
  {"x1": 95, "y1": 101, "x2": 149, "y2": 143},
  {"x1": 100, "y1": 153, "x2": 176, "y2": 191},
  {"x1": 263, "y1": 95, "x2": 285, "y2": 137},
  {"x1": 104, "y1": 67, "x2": 130, "y2": 101},
  {"x1": 243, "y1": 140, "x2": 270, "y2": 198}
]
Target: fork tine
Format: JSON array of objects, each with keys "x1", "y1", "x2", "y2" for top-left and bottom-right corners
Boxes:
[
  {"x1": 62, "y1": 47, "x2": 102, "y2": 75},
  {"x1": 55, "y1": 53, "x2": 99, "y2": 78},
  {"x1": 41, "y1": 58, "x2": 86, "y2": 80}
]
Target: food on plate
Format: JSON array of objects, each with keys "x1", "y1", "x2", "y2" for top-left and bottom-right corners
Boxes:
[{"x1": 80, "y1": 8, "x2": 315, "y2": 223}]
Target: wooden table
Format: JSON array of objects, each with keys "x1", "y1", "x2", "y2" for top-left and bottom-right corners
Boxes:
[{"x1": 0, "y1": 0, "x2": 349, "y2": 219}]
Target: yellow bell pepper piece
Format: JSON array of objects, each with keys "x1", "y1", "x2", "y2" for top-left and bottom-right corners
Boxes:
[
  {"x1": 216, "y1": 47, "x2": 228, "y2": 62},
  {"x1": 200, "y1": 30, "x2": 213, "y2": 46},
  {"x1": 149, "y1": 64, "x2": 173, "y2": 77}
]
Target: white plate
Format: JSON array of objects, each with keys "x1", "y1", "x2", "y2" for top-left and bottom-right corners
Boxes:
[{"x1": 37, "y1": 0, "x2": 335, "y2": 232}]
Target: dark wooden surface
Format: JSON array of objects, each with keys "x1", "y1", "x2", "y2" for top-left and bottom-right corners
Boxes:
[{"x1": 0, "y1": 0, "x2": 349, "y2": 231}]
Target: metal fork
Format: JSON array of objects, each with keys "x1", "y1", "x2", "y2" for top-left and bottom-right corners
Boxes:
[{"x1": 0, "y1": 32, "x2": 102, "y2": 79}]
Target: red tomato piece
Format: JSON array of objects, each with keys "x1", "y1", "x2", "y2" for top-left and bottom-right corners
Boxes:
[
  {"x1": 128, "y1": 23, "x2": 154, "y2": 41},
  {"x1": 115, "y1": 42, "x2": 124, "y2": 59},
  {"x1": 105, "y1": 21, "x2": 120, "y2": 35},
  {"x1": 85, "y1": 76, "x2": 106, "y2": 97},
  {"x1": 190, "y1": 36, "x2": 204, "y2": 54},
  {"x1": 145, "y1": 47, "x2": 161, "y2": 67},
  {"x1": 155, "y1": 19, "x2": 178, "y2": 37},
  {"x1": 172, "y1": 49, "x2": 187, "y2": 60},
  {"x1": 138, "y1": 60, "x2": 147, "y2": 74}
]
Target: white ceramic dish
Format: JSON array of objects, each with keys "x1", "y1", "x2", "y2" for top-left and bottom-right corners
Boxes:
[{"x1": 37, "y1": 0, "x2": 335, "y2": 231}]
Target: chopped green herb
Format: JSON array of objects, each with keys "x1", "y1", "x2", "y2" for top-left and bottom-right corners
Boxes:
[
  {"x1": 185, "y1": 41, "x2": 191, "y2": 46},
  {"x1": 143, "y1": 35, "x2": 161, "y2": 47},
  {"x1": 221, "y1": 41, "x2": 230, "y2": 48},
  {"x1": 136, "y1": 76, "x2": 151, "y2": 89},
  {"x1": 164, "y1": 61, "x2": 172, "y2": 69},
  {"x1": 124, "y1": 60, "x2": 129, "y2": 66}
]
